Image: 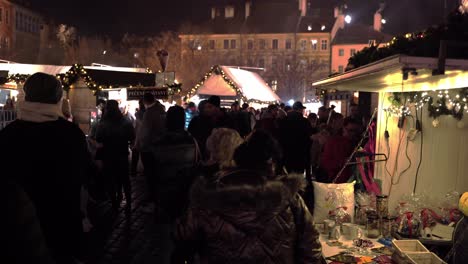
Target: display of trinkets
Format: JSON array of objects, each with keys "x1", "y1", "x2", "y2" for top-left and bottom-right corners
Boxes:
[
  {"x1": 366, "y1": 211, "x2": 380, "y2": 238},
  {"x1": 381, "y1": 216, "x2": 397, "y2": 238},
  {"x1": 397, "y1": 211, "x2": 421, "y2": 238},
  {"x1": 376, "y1": 195, "x2": 389, "y2": 219}
]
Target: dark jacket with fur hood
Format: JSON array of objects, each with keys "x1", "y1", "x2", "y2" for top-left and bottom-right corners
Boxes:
[{"x1": 174, "y1": 170, "x2": 324, "y2": 264}]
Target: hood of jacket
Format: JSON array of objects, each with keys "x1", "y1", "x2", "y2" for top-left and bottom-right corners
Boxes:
[{"x1": 190, "y1": 170, "x2": 306, "y2": 233}]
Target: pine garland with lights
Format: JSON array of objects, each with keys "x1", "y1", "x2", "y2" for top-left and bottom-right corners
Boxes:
[
  {"x1": 187, "y1": 65, "x2": 278, "y2": 105},
  {"x1": 57, "y1": 64, "x2": 99, "y2": 92},
  {"x1": 348, "y1": 9, "x2": 468, "y2": 70},
  {"x1": 7, "y1": 74, "x2": 30, "y2": 83},
  {"x1": 167, "y1": 83, "x2": 182, "y2": 95},
  {"x1": 387, "y1": 88, "x2": 468, "y2": 120}
]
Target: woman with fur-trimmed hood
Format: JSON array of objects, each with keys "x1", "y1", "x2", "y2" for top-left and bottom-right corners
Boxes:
[{"x1": 173, "y1": 130, "x2": 324, "y2": 264}]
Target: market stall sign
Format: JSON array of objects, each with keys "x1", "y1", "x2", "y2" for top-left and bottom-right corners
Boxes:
[{"x1": 127, "y1": 88, "x2": 168, "y2": 100}]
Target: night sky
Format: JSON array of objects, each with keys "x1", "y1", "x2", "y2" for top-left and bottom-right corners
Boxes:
[
  {"x1": 28, "y1": 0, "x2": 210, "y2": 37},
  {"x1": 27, "y1": 0, "x2": 461, "y2": 37}
]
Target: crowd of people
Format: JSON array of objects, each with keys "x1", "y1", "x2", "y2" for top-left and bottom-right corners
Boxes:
[{"x1": 1, "y1": 72, "x2": 369, "y2": 263}]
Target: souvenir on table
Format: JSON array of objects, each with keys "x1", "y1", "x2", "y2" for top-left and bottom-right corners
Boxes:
[
  {"x1": 355, "y1": 191, "x2": 376, "y2": 225},
  {"x1": 353, "y1": 238, "x2": 374, "y2": 249},
  {"x1": 313, "y1": 181, "x2": 355, "y2": 223},
  {"x1": 371, "y1": 246, "x2": 394, "y2": 256},
  {"x1": 326, "y1": 253, "x2": 357, "y2": 263},
  {"x1": 397, "y1": 214, "x2": 421, "y2": 238},
  {"x1": 376, "y1": 195, "x2": 389, "y2": 219},
  {"x1": 366, "y1": 211, "x2": 380, "y2": 238},
  {"x1": 394, "y1": 196, "x2": 422, "y2": 238},
  {"x1": 439, "y1": 191, "x2": 462, "y2": 224},
  {"x1": 372, "y1": 255, "x2": 392, "y2": 264},
  {"x1": 335, "y1": 206, "x2": 352, "y2": 226}
]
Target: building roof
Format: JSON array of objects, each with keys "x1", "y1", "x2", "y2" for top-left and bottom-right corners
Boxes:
[
  {"x1": 333, "y1": 24, "x2": 392, "y2": 45},
  {"x1": 181, "y1": 1, "x2": 335, "y2": 35}
]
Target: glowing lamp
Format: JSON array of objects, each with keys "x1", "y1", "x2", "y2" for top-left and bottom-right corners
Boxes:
[
  {"x1": 288, "y1": 99, "x2": 294, "y2": 106},
  {"x1": 345, "y1": 15, "x2": 352, "y2": 24}
]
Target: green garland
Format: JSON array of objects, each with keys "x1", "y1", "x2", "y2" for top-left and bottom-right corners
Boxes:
[
  {"x1": 348, "y1": 10, "x2": 468, "y2": 70},
  {"x1": 188, "y1": 65, "x2": 278, "y2": 105},
  {"x1": 389, "y1": 88, "x2": 468, "y2": 120},
  {"x1": 167, "y1": 83, "x2": 182, "y2": 95},
  {"x1": 5, "y1": 64, "x2": 158, "y2": 94},
  {"x1": 57, "y1": 64, "x2": 99, "y2": 92}
]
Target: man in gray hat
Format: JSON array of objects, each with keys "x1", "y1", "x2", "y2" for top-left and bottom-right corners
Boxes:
[{"x1": 0, "y1": 72, "x2": 90, "y2": 263}]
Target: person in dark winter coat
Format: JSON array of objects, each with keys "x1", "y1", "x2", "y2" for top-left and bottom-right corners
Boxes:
[
  {"x1": 3, "y1": 180, "x2": 55, "y2": 264},
  {"x1": 0, "y1": 72, "x2": 89, "y2": 263},
  {"x1": 278, "y1": 101, "x2": 313, "y2": 177},
  {"x1": 137, "y1": 92, "x2": 166, "y2": 211},
  {"x1": 96, "y1": 100, "x2": 135, "y2": 211},
  {"x1": 152, "y1": 105, "x2": 199, "y2": 220},
  {"x1": 174, "y1": 130, "x2": 324, "y2": 264},
  {"x1": 188, "y1": 96, "x2": 235, "y2": 158}
]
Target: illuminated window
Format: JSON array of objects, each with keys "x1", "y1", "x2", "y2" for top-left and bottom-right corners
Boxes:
[
  {"x1": 321, "y1": 39, "x2": 328, "y2": 50},
  {"x1": 230, "y1": 39, "x2": 236, "y2": 49},
  {"x1": 224, "y1": 39, "x2": 229, "y2": 49},
  {"x1": 311, "y1": 39, "x2": 317, "y2": 50},
  {"x1": 285, "y1": 60, "x2": 291, "y2": 71},
  {"x1": 247, "y1": 39, "x2": 253, "y2": 50},
  {"x1": 285, "y1": 39, "x2": 292, "y2": 49},
  {"x1": 339, "y1": 49, "x2": 344, "y2": 56},
  {"x1": 271, "y1": 80, "x2": 278, "y2": 91},
  {"x1": 209, "y1": 40, "x2": 215, "y2": 49},
  {"x1": 350, "y1": 49, "x2": 356, "y2": 56},
  {"x1": 225, "y1": 6, "x2": 235, "y2": 18},
  {"x1": 272, "y1": 39, "x2": 278, "y2": 49},
  {"x1": 338, "y1": 65, "x2": 344, "y2": 73}
]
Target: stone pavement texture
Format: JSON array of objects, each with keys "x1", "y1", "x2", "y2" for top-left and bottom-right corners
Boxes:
[{"x1": 83, "y1": 174, "x2": 172, "y2": 264}]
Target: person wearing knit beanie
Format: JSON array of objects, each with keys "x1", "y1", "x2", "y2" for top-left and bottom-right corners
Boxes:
[{"x1": 18, "y1": 72, "x2": 65, "y2": 123}]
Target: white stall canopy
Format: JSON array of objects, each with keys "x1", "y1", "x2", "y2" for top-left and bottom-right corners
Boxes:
[{"x1": 190, "y1": 65, "x2": 281, "y2": 104}]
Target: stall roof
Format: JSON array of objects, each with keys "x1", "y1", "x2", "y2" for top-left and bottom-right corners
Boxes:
[
  {"x1": 312, "y1": 55, "x2": 468, "y2": 92},
  {"x1": 0, "y1": 63, "x2": 148, "y2": 76},
  {"x1": 196, "y1": 66, "x2": 281, "y2": 103}
]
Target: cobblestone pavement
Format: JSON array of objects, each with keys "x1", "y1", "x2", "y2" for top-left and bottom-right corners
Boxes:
[{"x1": 83, "y1": 173, "x2": 172, "y2": 264}]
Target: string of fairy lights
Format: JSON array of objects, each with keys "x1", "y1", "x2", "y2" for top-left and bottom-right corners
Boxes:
[
  {"x1": 187, "y1": 65, "x2": 279, "y2": 105},
  {"x1": 384, "y1": 88, "x2": 468, "y2": 120},
  {"x1": 5, "y1": 64, "x2": 181, "y2": 95}
]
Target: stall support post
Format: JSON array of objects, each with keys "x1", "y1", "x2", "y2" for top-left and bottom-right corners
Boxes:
[{"x1": 68, "y1": 78, "x2": 96, "y2": 133}]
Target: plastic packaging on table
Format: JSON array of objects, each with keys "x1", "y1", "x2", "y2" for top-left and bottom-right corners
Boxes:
[
  {"x1": 438, "y1": 191, "x2": 462, "y2": 224},
  {"x1": 355, "y1": 191, "x2": 376, "y2": 225},
  {"x1": 396, "y1": 202, "x2": 422, "y2": 238},
  {"x1": 334, "y1": 206, "x2": 352, "y2": 226}
]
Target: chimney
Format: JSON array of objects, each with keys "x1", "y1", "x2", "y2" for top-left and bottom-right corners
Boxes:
[
  {"x1": 245, "y1": 1, "x2": 251, "y2": 19},
  {"x1": 373, "y1": 3, "x2": 385, "y2": 32},
  {"x1": 299, "y1": 0, "x2": 307, "y2": 17},
  {"x1": 331, "y1": 6, "x2": 345, "y2": 40},
  {"x1": 211, "y1": 7, "x2": 216, "y2": 19},
  {"x1": 373, "y1": 12, "x2": 382, "y2": 32}
]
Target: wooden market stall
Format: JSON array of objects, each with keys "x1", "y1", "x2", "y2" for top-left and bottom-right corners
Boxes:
[
  {"x1": 0, "y1": 62, "x2": 156, "y2": 132},
  {"x1": 313, "y1": 54, "x2": 468, "y2": 211},
  {"x1": 187, "y1": 65, "x2": 281, "y2": 107}
]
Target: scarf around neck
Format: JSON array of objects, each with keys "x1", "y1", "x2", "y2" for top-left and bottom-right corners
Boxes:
[{"x1": 17, "y1": 100, "x2": 64, "y2": 123}]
